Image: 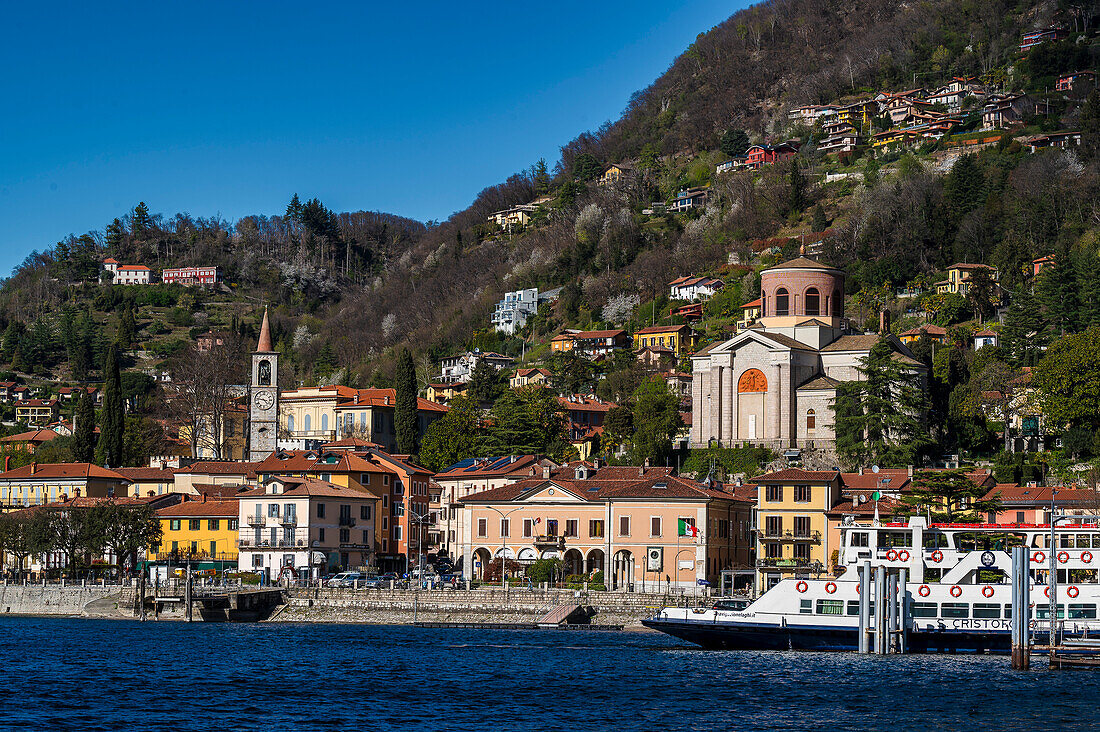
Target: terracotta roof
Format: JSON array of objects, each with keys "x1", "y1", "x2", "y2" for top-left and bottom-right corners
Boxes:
[
  {"x1": 173, "y1": 461, "x2": 261, "y2": 477},
  {"x1": 0, "y1": 463, "x2": 129, "y2": 481},
  {"x1": 975, "y1": 329, "x2": 997, "y2": 337},
  {"x1": 0, "y1": 429, "x2": 59, "y2": 444},
  {"x1": 158, "y1": 498, "x2": 240, "y2": 517},
  {"x1": 752, "y1": 331, "x2": 817, "y2": 351},
  {"x1": 636, "y1": 325, "x2": 692, "y2": 335},
  {"x1": 900, "y1": 324, "x2": 947, "y2": 337},
  {"x1": 764, "y1": 257, "x2": 842, "y2": 272},
  {"x1": 753, "y1": 468, "x2": 841, "y2": 483},
  {"x1": 572, "y1": 330, "x2": 626, "y2": 340},
  {"x1": 741, "y1": 298, "x2": 761, "y2": 309},
  {"x1": 841, "y1": 469, "x2": 912, "y2": 492},
  {"x1": 256, "y1": 307, "x2": 273, "y2": 352},
  {"x1": 558, "y1": 395, "x2": 616, "y2": 412},
  {"x1": 827, "y1": 495, "x2": 908, "y2": 516},
  {"x1": 333, "y1": 388, "x2": 449, "y2": 413},
  {"x1": 459, "y1": 468, "x2": 748, "y2": 504},
  {"x1": 254, "y1": 449, "x2": 392, "y2": 475},
  {"x1": 514, "y1": 368, "x2": 551, "y2": 378},
  {"x1": 193, "y1": 482, "x2": 251, "y2": 498},
  {"x1": 946, "y1": 262, "x2": 995, "y2": 271},
  {"x1": 17, "y1": 399, "x2": 58, "y2": 407},
  {"x1": 239, "y1": 477, "x2": 376, "y2": 499},
  {"x1": 322, "y1": 437, "x2": 386, "y2": 450},
  {"x1": 114, "y1": 467, "x2": 177, "y2": 482},
  {"x1": 117, "y1": 264, "x2": 150, "y2": 271}
]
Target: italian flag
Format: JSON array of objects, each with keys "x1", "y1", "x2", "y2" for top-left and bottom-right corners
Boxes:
[{"x1": 678, "y1": 519, "x2": 699, "y2": 538}]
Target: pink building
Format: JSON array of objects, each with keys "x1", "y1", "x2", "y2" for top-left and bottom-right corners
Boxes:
[{"x1": 162, "y1": 266, "x2": 220, "y2": 286}]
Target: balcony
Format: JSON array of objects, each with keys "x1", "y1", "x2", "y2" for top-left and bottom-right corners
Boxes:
[
  {"x1": 534, "y1": 535, "x2": 565, "y2": 548},
  {"x1": 280, "y1": 514, "x2": 298, "y2": 526},
  {"x1": 756, "y1": 558, "x2": 824, "y2": 572},
  {"x1": 248, "y1": 514, "x2": 264, "y2": 526},
  {"x1": 339, "y1": 516, "x2": 357, "y2": 527},
  {"x1": 239, "y1": 537, "x2": 310, "y2": 550}
]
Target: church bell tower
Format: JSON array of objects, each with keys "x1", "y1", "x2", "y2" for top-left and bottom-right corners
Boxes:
[{"x1": 249, "y1": 307, "x2": 279, "y2": 462}]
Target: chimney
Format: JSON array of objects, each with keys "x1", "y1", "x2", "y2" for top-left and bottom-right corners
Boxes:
[
  {"x1": 201, "y1": 493, "x2": 207, "y2": 503},
  {"x1": 907, "y1": 465, "x2": 914, "y2": 477},
  {"x1": 3, "y1": 456, "x2": 9, "y2": 472},
  {"x1": 879, "y1": 310, "x2": 890, "y2": 333},
  {"x1": 147, "y1": 490, "x2": 155, "y2": 497},
  {"x1": 74, "y1": 487, "x2": 81, "y2": 498},
  {"x1": 60, "y1": 493, "x2": 68, "y2": 502},
  {"x1": 30, "y1": 462, "x2": 37, "y2": 475},
  {"x1": 542, "y1": 465, "x2": 551, "y2": 479},
  {"x1": 858, "y1": 466, "x2": 864, "y2": 476}
]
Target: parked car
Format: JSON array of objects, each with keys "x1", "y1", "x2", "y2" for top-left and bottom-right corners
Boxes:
[
  {"x1": 379, "y1": 572, "x2": 399, "y2": 583},
  {"x1": 360, "y1": 575, "x2": 383, "y2": 589},
  {"x1": 327, "y1": 572, "x2": 366, "y2": 588}
]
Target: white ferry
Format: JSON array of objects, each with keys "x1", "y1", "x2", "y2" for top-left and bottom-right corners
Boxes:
[{"x1": 643, "y1": 517, "x2": 1100, "y2": 652}]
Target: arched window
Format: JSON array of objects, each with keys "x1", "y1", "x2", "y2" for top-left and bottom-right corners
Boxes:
[
  {"x1": 258, "y1": 359, "x2": 271, "y2": 386},
  {"x1": 287, "y1": 415, "x2": 295, "y2": 433},
  {"x1": 805, "y1": 287, "x2": 820, "y2": 316},
  {"x1": 304, "y1": 414, "x2": 312, "y2": 432},
  {"x1": 761, "y1": 292, "x2": 767, "y2": 317},
  {"x1": 775, "y1": 288, "x2": 789, "y2": 316},
  {"x1": 321, "y1": 413, "x2": 329, "y2": 432},
  {"x1": 832, "y1": 289, "x2": 842, "y2": 317},
  {"x1": 806, "y1": 409, "x2": 817, "y2": 432}
]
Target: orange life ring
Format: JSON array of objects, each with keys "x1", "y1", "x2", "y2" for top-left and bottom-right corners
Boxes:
[
  {"x1": 796, "y1": 580, "x2": 808, "y2": 593},
  {"x1": 824, "y1": 581, "x2": 837, "y2": 594},
  {"x1": 1083, "y1": 551, "x2": 1093, "y2": 564},
  {"x1": 950, "y1": 585, "x2": 962, "y2": 598},
  {"x1": 982, "y1": 585, "x2": 994, "y2": 598},
  {"x1": 1033, "y1": 551, "x2": 1045, "y2": 564},
  {"x1": 886, "y1": 549, "x2": 898, "y2": 561},
  {"x1": 931, "y1": 550, "x2": 943, "y2": 563},
  {"x1": 899, "y1": 550, "x2": 910, "y2": 562},
  {"x1": 1068, "y1": 585, "x2": 1080, "y2": 598},
  {"x1": 918, "y1": 584, "x2": 931, "y2": 597},
  {"x1": 1058, "y1": 551, "x2": 1070, "y2": 564},
  {"x1": 1045, "y1": 586, "x2": 1051, "y2": 598}
]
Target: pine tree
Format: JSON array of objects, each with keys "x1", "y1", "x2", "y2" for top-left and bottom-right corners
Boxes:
[
  {"x1": 97, "y1": 345, "x2": 124, "y2": 467},
  {"x1": 1, "y1": 321, "x2": 25, "y2": 363},
  {"x1": 719, "y1": 128, "x2": 750, "y2": 158},
  {"x1": 533, "y1": 158, "x2": 550, "y2": 195},
  {"x1": 104, "y1": 218, "x2": 124, "y2": 252},
  {"x1": 468, "y1": 359, "x2": 504, "y2": 406},
  {"x1": 72, "y1": 391, "x2": 97, "y2": 463},
  {"x1": 787, "y1": 158, "x2": 807, "y2": 214},
  {"x1": 285, "y1": 193, "x2": 303, "y2": 223},
  {"x1": 1000, "y1": 287, "x2": 1045, "y2": 365},
  {"x1": 811, "y1": 204, "x2": 828, "y2": 232},
  {"x1": 131, "y1": 202, "x2": 151, "y2": 237},
  {"x1": 394, "y1": 348, "x2": 419, "y2": 456},
  {"x1": 943, "y1": 153, "x2": 985, "y2": 223},
  {"x1": 831, "y1": 337, "x2": 930, "y2": 467},
  {"x1": 1037, "y1": 255, "x2": 1079, "y2": 337}
]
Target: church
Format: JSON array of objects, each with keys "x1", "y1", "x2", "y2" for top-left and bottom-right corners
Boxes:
[{"x1": 690, "y1": 256, "x2": 923, "y2": 452}]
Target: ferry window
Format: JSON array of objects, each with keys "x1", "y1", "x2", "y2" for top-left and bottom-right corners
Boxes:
[
  {"x1": 846, "y1": 600, "x2": 874, "y2": 616},
  {"x1": 941, "y1": 603, "x2": 969, "y2": 619},
  {"x1": 973, "y1": 603, "x2": 1000, "y2": 619},
  {"x1": 1035, "y1": 605, "x2": 1066, "y2": 620},
  {"x1": 911, "y1": 602, "x2": 937, "y2": 618},
  {"x1": 766, "y1": 485, "x2": 783, "y2": 502},
  {"x1": 1059, "y1": 535, "x2": 1073, "y2": 549},
  {"x1": 1076, "y1": 535, "x2": 1092, "y2": 548},
  {"x1": 816, "y1": 599, "x2": 843, "y2": 615},
  {"x1": 849, "y1": 532, "x2": 869, "y2": 547},
  {"x1": 923, "y1": 534, "x2": 948, "y2": 549},
  {"x1": 800, "y1": 600, "x2": 812, "y2": 614},
  {"x1": 1069, "y1": 604, "x2": 1097, "y2": 620}
]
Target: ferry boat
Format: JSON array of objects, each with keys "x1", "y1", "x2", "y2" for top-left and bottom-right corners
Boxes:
[{"x1": 643, "y1": 516, "x2": 1100, "y2": 652}]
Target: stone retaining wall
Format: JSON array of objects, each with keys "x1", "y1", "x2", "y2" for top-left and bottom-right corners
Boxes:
[
  {"x1": 0, "y1": 584, "x2": 121, "y2": 616},
  {"x1": 278, "y1": 587, "x2": 698, "y2": 627}
]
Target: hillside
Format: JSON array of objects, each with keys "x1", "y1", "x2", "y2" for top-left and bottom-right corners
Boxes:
[{"x1": 0, "y1": 0, "x2": 1098, "y2": 470}]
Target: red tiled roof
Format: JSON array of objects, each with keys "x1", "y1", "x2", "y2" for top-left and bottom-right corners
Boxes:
[
  {"x1": 459, "y1": 468, "x2": 748, "y2": 504},
  {"x1": 254, "y1": 449, "x2": 393, "y2": 475},
  {"x1": 741, "y1": 298, "x2": 761, "y2": 309},
  {"x1": 114, "y1": 467, "x2": 177, "y2": 481},
  {"x1": 753, "y1": 468, "x2": 841, "y2": 483},
  {"x1": 841, "y1": 469, "x2": 911, "y2": 492},
  {"x1": 0, "y1": 429, "x2": 59, "y2": 444},
  {"x1": 173, "y1": 461, "x2": 261, "y2": 477},
  {"x1": 636, "y1": 325, "x2": 692, "y2": 335},
  {"x1": 157, "y1": 498, "x2": 240, "y2": 517},
  {"x1": 238, "y1": 477, "x2": 377, "y2": 499},
  {"x1": 558, "y1": 395, "x2": 616, "y2": 412},
  {"x1": 0, "y1": 463, "x2": 129, "y2": 481}
]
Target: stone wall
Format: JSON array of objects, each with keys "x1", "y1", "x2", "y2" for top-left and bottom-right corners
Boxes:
[
  {"x1": 0, "y1": 583, "x2": 121, "y2": 616},
  {"x1": 277, "y1": 587, "x2": 698, "y2": 627}
]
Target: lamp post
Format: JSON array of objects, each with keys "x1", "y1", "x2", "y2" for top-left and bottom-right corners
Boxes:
[
  {"x1": 482, "y1": 505, "x2": 526, "y2": 594},
  {"x1": 400, "y1": 504, "x2": 432, "y2": 588}
]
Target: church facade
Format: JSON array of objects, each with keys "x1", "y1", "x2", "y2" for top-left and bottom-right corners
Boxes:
[{"x1": 690, "y1": 257, "x2": 923, "y2": 451}]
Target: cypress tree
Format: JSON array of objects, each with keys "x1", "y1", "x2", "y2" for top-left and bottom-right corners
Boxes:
[
  {"x1": 72, "y1": 391, "x2": 97, "y2": 463},
  {"x1": 394, "y1": 348, "x2": 419, "y2": 456},
  {"x1": 118, "y1": 303, "x2": 136, "y2": 349},
  {"x1": 97, "y1": 345, "x2": 124, "y2": 467}
]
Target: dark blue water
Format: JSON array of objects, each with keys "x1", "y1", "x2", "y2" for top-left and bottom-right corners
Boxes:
[{"x1": 0, "y1": 618, "x2": 1093, "y2": 731}]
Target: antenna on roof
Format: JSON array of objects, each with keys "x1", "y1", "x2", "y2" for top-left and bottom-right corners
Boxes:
[{"x1": 871, "y1": 465, "x2": 880, "y2": 474}]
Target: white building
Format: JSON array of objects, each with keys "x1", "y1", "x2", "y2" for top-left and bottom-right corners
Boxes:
[
  {"x1": 101, "y1": 258, "x2": 151, "y2": 285},
  {"x1": 669, "y1": 275, "x2": 724, "y2": 302},
  {"x1": 491, "y1": 288, "x2": 539, "y2": 335},
  {"x1": 438, "y1": 350, "x2": 515, "y2": 384},
  {"x1": 236, "y1": 475, "x2": 380, "y2": 579}
]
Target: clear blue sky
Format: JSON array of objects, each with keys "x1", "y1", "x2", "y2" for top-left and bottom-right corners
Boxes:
[{"x1": 0, "y1": 2, "x2": 743, "y2": 276}]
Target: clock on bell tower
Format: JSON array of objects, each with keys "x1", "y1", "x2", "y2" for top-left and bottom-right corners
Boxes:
[{"x1": 249, "y1": 307, "x2": 279, "y2": 462}]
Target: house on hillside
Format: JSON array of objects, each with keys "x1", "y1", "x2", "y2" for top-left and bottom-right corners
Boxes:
[
  {"x1": 669, "y1": 275, "x2": 723, "y2": 302},
  {"x1": 715, "y1": 158, "x2": 749, "y2": 175},
  {"x1": 736, "y1": 298, "x2": 762, "y2": 331},
  {"x1": 1056, "y1": 71, "x2": 1096, "y2": 94},
  {"x1": 490, "y1": 288, "x2": 539, "y2": 335},
  {"x1": 549, "y1": 330, "x2": 628, "y2": 358},
  {"x1": 974, "y1": 329, "x2": 998, "y2": 350},
  {"x1": 600, "y1": 164, "x2": 637, "y2": 186},
  {"x1": 898, "y1": 323, "x2": 947, "y2": 345},
  {"x1": 101, "y1": 258, "x2": 150, "y2": 285},
  {"x1": 746, "y1": 142, "x2": 800, "y2": 169},
  {"x1": 438, "y1": 351, "x2": 515, "y2": 384},
  {"x1": 981, "y1": 94, "x2": 1033, "y2": 130},
  {"x1": 1032, "y1": 255, "x2": 1055, "y2": 278},
  {"x1": 817, "y1": 121, "x2": 861, "y2": 155},
  {"x1": 935, "y1": 263, "x2": 998, "y2": 296},
  {"x1": 509, "y1": 368, "x2": 551, "y2": 389},
  {"x1": 1019, "y1": 131, "x2": 1082, "y2": 152},
  {"x1": 1019, "y1": 26, "x2": 1067, "y2": 52},
  {"x1": 162, "y1": 266, "x2": 220, "y2": 286},
  {"x1": 633, "y1": 324, "x2": 697, "y2": 357},
  {"x1": 670, "y1": 187, "x2": 709, "y2": 212},
  {"x1": 425, "y1": 381, "x2": 468, "y2": 405},
  {"x1": 15, "y1": 399, "x2": 59, "y2": 427}
]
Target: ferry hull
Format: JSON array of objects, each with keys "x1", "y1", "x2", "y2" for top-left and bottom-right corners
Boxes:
[{"x1": 642, "y1": 618, "x2": 1013, "y2": 654}]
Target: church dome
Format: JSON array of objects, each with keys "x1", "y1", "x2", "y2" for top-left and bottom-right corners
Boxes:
[{"x1": 759, "y1": 257, "x2": 845, "y2": 320}]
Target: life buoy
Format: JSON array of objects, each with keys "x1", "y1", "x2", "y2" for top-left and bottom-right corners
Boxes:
[
  {"x1": 1068, "y1": 585, "x2": 1080, "y2": 598},
  {"x1": 918, "y1": 584, "x2": 931, "y2": 597},
  {"x1": 1058, "y1": 551, "x2": 1070, "y2": 564},
  {"x1": 886, "y1": 549, "x2": 898, "y2": 561},
  {"x1": 1033, "y1": 551, "x2": 1045, "y2": 564},
  {"x1": 899, "y1": 550, "x2": 910, "y2": 562},
  {"x1": 796, "y1": 580, "x2": 808, "y2": 593},
  {"x1": 824, "y1": 581, "x2": 837, "y2": 594},
  {"x1": 931, "y1": 550, "x2": 943, "y2": 563},
  {"x1": 950, "y1": 585, "x2": 962, "y2": 598},
  {"x1": 1045, "y1": 586, "x2": 1051, "y2": 598},
  {"x1": 982, "y1": 585, "x2": 995, "y2": 598},
  {"x1": 1083, "y1": 551, "x2": 1093, "y2": 564}
]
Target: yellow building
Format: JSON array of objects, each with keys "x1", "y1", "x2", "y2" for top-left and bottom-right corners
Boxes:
[
  {"x1": 600, "y1": 163, "x2": 635, "y2": 185},
  {"x1": 154, "y1": 496, "x2": 241, "y2": 563},
  {"x1": 15, "y1": 399, "x2": 59, "y2": 427},
  {"x1": 115, "y1": 466, "x2": 180, "y2": 497},
  {"x1": 509, "y1": 368, "x2": 551, "y2": 389},
  {"x1": 753, "y1": 468, "x2": 842, "y2": 592},
  {"x1": 425, "y1": 381, "x2": 468, "y2": 405},
  {"x1": 934, "y1": 263, "x2": 997, "y2": 296},
  {"x1": 0, "y1": 463, "x2": 131, "y2": 510},
  {"x1": 633, "y1": 324, "x2": 697, "y2": 357}
]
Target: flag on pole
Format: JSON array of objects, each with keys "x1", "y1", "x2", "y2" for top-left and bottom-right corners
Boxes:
[{"x1": 678, "y1": 519, "x2": 699, "y2": 538}]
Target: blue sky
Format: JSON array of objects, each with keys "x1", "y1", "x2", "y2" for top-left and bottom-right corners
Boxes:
[{"x1": 0, "y1": 2, "x2": 742, "y2": 276}]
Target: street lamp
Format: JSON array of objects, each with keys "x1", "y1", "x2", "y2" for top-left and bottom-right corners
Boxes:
[
  {"x1": 482, "y1": 505, "x2": 526, "y2": 593},
  {"x1": 401, "y1": 505, "x2": 432, "y2": 588}
]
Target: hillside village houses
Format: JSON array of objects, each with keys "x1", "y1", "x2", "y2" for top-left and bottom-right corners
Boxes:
[
  {"x1": 161, "y1": 265, "x2": 220, "y2": 286},
  {"x1": 438, "y1": 351, "x2": 515, "y2": 384},
  {"x1": 490, "y1": 287, "x2": 560, "y2": 335},
  {"x1": 669, "y1": 275, "x2": 724, "y2": 302},
  {"x1": 550, "y1": 329, "x2": 630, "y2": 358},
  {"x1": 935, "y1": 262, "x2": 999, "y2": 296},
  {"x1": 101, "y1": 258, "x2": 150, "y2": 285}
]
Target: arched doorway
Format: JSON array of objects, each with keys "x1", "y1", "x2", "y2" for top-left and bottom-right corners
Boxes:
[
  {"x1": 586, "y1": 549, "x2": 605, "y2": 576},
  {"x1": 562, "y1": 548, "x2": 583, "y2": 577},
  {"x1": 737, "y1": 368, "x2": 768, "y2": 441},
  {"x1": 472, "y1": 548, "x2": 492, "y2": 581},
  {"x1": 613, "y1": 550, "x2": 634, "y2": 591}
]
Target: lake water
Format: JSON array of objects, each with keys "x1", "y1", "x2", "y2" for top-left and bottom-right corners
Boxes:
[{"x1": 0, "y1": 617, "x2": 1095, "y2": 731}]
